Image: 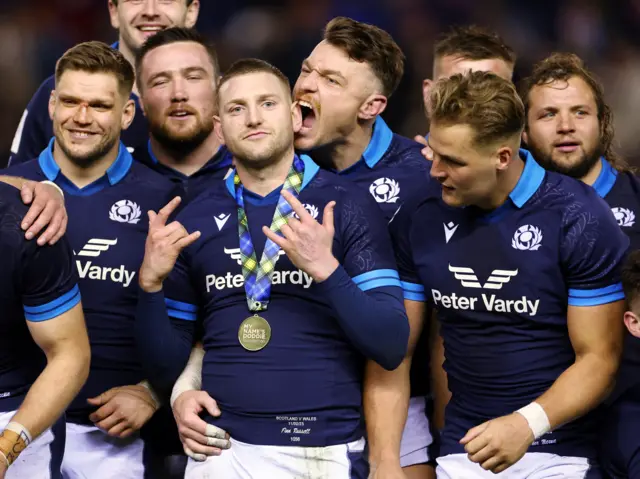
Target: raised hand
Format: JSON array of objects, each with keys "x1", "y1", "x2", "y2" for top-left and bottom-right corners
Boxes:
[
  {"x1": 262, "y1": 190, "x2": 338, "y2": 283},
  {"x1": 138, "y1": 197, "x2": 200, "y2": 292}
]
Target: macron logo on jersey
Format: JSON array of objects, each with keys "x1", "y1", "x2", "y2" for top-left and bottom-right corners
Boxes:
[
  {"x1": 431, "y1": 264, "x2": 539, "y2": 316},
  {"x1": 443, "y1": 222, "x2": 458, "y2": 243},
  {"x1": 75, "y1": 238, "x2": 135, "y2": 288},
  {"x1": 611, "y1": 207, "x2": 635, "y2": 227},
  {"x1": 205, "y1": 247, "x2": 313, "y2": 292},
  {"x1": 214, "y1": 213, "x2": 231, "y2": 231},
  {"x1": 109, "y1": 200, "x2": 141, "y2": 225}
]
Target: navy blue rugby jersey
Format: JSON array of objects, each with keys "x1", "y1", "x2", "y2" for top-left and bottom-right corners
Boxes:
[
  {"x1": 0, "y1": 182, "x2": 80, "y2": 412},
  {"x1": 133, "y1": 140, "x2": 233, "y2": 203},
  {"x1": 334, "y1": 116, "x2": 432, "y2": 397},
  {"x1": 164, "y1": 155, "x2": 403, "y2": 447},
  {"x1": 391, "y1": 150, "x2": 629, "y2": 458},
  {"x1": 589, "y1": 158, "x2": 640, "y2": 401},
  {"x1": 8, "y1": 63, "x2": 148, "y2": 166},
  {"x1": 5, "y1": 140, "x2": 178, "y2": 423}
]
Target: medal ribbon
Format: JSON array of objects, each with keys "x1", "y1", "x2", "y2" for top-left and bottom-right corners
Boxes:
[{"x1": 235, "y1": 155, "x2": 304, "y2": 312}]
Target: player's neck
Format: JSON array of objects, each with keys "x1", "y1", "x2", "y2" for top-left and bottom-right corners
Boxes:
[
  {"x1": 328, "y1": 121, "x2": 375, "y2": 172},
  {"x1": 580, "y1": 158, "x2": 603, "y2": 187},
  {"x1": 150, "y1": 133, "x2": 222, "y2": 177},
  {"x1": 53, "y1": 141, "x2": 120, "y2": 189},
  {"x1": 235, "y1": 147, "x2": 296, "y2": 197},
  {"x1": 117, "y1": 40, "x2": 139, "y2": 96},
  {"x1": 483, "y1": 154, "x2": 526, "y2": 210}
]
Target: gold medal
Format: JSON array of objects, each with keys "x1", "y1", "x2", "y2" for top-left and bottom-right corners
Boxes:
[{"x1": 238, "y1": 314, "x2": 271, "y2": 351}]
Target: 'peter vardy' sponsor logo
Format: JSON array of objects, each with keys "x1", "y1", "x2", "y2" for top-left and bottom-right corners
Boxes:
[
  {"x1": 74, "y1": 238, "x2": 136, "y2": 288},
  {"x1": 431, "y1": 264, "x2": 540, "y2": 316},
  {"x1": 205, "y1": 248, "x2": 313, "y2": 292}
]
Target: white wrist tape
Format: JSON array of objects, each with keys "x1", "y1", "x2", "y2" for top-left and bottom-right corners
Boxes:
[
  {"x1": 516, "y1": 402, "x2": 551, "y2": 439},
  {"x1": 40, "y1": 180, "x2": 64, "y2": 199},
  {"x1": 0, "y1": 421, "x2": 32, "y2": 466},
  {"x1": 170, "y1": 346, "x2": 205, "y2": 407}
]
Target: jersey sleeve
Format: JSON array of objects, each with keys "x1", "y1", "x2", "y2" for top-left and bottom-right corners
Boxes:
[
  {"x1": 388, "y1": 198, "x2": 426, "y2": 302},
  {"x1": 8, "y1": 77, "x2": 54, "y2": 166},
  {"x1": 561, "y1": 195, "x2": 630, "y2": 306},
  {"x1": 163, "y1": 251, "x2": 200, "y2": 322},
  {"x1": 338, "y1": 188, "x2": 402, "y2": 293},
  {"x1": 20, "y1": 236, "x2": 81, "y2": 322}
]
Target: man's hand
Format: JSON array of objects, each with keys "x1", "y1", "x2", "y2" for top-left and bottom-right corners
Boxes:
[
  {"x1": 173, "y1": 390, "x2": 230, "y2": 461},
  {"x1": 368, "y1": 459, "x2": 406, "y2": 479},
  {"x1": 88, "y1": 385, "x2": 159, "y2": 438},
  {"x1": 138, "y1": 196, "x2": 200, "y2": 292},
  {"x1": 413, "y1": 135, "x2": 428, "y2": 147},
  {"x1": 460, "y1": 412, "x2": 534, "y2": 474},
  {"x1": 262, "y1": 190, "x2": 338, "y2": 283},
  {"x1": 20, "y1": 181, "x2": 67, "y2": 246}
]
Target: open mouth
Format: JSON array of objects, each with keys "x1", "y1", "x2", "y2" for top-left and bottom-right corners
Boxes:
[
  {"x1": 137, "y1": 25, "x2": 165, "y2": 36},
  {"x1": 168, "y1": 109, "x2": 194, "y2": 120},
  {"x1": 297, "y1": 100, "x2": 317, "y2": 132},
  {"x1": 67, "y1": 130, "x2": 97, "y2": 140}
]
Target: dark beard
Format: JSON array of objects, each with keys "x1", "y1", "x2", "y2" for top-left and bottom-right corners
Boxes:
[
  {"x1": 528, "y1": 143, "x2": 603, "y2": 180},
  {"x1": 149, "y1": 120, "x2": 212, "y2": 155}
]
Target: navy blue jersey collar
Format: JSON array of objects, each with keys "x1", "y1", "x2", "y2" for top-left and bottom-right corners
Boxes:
[
  {"x1": 225, "y1": 154, "x2": 320, "y2": 197},
  {"x1": 147, "y1": 140, "x2": 232, "y2": 179},
  {"x1": 591, "y1": 157, "x2": 617, "y2": 198},
  {"x1": 362, "y1": 116, "x2": 394, "y2": 168},
  {"x1": 509, "y1": 149, "x2": 546, "y2": 208},
  {"x1": 39, "y1": 138, "x2": 133, "y2": 195}
]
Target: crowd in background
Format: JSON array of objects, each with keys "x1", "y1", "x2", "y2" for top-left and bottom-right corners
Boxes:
[{"x1": 2, "y1": 0, "x2": 640, "y2": 166}]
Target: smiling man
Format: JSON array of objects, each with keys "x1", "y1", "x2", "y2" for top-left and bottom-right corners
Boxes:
[{"x1": 8, "y1": 0, "x2": 200, "y2": 165}]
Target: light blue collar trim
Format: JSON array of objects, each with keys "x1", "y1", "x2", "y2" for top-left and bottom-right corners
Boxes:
[
  {"x1": 225, "y1": 154, "x2": 320, "y2": 197},
  {"x1": 363, "y1": 116, "x2": 394, "y2": 168},
  {"x1": 509, "y1": 149, "x2": 546, "y2": 208},
  {"x1": 591, "y1": 157, "x2": 617, "y2": 198},
  {"x1": 38, "y1": 138, "x2": 133, "y2": 186}
]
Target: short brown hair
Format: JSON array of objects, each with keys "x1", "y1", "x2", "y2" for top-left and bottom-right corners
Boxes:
[
  {"x1": 622, "y1": 250, "x2": 640, "y2": 308},
  {"x1": 519, "y1": 52, "x2": 629, "y2": 172},
  {"x1": 323, "y1": 16, "x2": 405, "y2": 98},
  {"x1": 435, "y1": 25, "x2": 516, "y2": 66},
  {"x1": 55, "y1": 41, "x2": 134, "y2": 96},
  {"x1": 430, "y1": 71, "x2": 525, "y2": 148},
  {"x1": 217, "y1": 58, "x2": 290, "y2": 100},
  {"x1": 135, "y1": 27, "x2": 219, "y2": 91}
]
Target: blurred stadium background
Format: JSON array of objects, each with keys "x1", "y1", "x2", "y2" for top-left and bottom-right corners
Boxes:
[{"x1": 2, "y1": 0, "x2": 640, "y2": 167}]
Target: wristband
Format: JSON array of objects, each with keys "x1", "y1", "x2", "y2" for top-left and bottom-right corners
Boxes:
[
  {"x1": 40, "y1": 181, "x2": 64, "y2": 199},
  {"x1": 516, "y1": 402, "x2": 551, "y2": 439},
  {"x1": 139, "y1": 380, "x2": 162, "y2": 408},
  {"x1": 0, "y1": 421, "x2": 32, "y2": 466}
]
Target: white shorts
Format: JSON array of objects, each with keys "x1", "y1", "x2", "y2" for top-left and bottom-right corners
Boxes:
[
  {"x1": 185, "y1": 437, "x2": 368, "y2": 479},
  {"x1": 61, "y1": 423, "x2": 145, "y2": 479},
  {"x1": 400, "y1": 396, "x2": 434, "y2": 467},
  {"x1": 436, "y1": 452, "x2": 598, "y2": 479},
  {"x1": 0, "y1": 410, "x2": 65, "y2": 479}
]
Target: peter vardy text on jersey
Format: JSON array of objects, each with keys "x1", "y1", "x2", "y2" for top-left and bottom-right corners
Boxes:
[{"x1": 431, "y1": 289, "x2": 540, "y2": 316}]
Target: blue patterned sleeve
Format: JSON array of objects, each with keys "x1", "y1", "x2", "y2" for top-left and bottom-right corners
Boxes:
[{"x1": 561, "y1": 194, "x2": 629, "y2": 306}]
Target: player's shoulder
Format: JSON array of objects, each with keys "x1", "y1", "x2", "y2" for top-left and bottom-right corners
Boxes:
[
  {"x1": 29, "y1": 75, "x2": 56, "y2": 103},
  {"x1": 177, "y1": 176, "x2": 230, "y2": 220},
  {"x1": 124, "y1": 161, "x2": 177, "y2": 193},
  {"x1": 310, "y1": 168, "x2": 377, "y2": 206},
  {"x1": 541, "y1": 170, "x2": 611, "y2": 212},
  {"x1": 387, "y1": 134, "x2": 431, "y2": 171},
  {"x1": 3, "y1": 157, "x2": 45, "y2": 181},
  {"x1": 0, "y1": 183, "x2": 30, "y2": 248}
]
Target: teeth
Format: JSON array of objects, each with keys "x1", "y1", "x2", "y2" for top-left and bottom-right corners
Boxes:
[
  {"x1": 298, "y1": 100, "x2": 313, "y2": 109},
  {"x1": 139, "y1": 27, "x2": 163, "y2": 32},
  {"x1": 71, "y1": 132, "x2": 90, "y2": 138}
]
